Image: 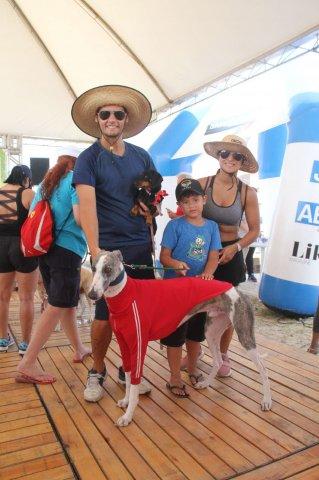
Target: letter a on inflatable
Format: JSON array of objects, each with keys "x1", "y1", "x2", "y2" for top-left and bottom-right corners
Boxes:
[{"x1": 259, "y1": 92, "x2": 319, "y2": 316}]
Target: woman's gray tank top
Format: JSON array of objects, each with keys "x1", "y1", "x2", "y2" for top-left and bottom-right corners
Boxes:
[{"x1": 202, "y1": 176, "x2": 245, "y2": 226}]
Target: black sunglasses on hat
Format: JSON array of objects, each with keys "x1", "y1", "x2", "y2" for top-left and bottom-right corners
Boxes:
[
  {"x1": 218, "y1": 150, "x2": 245, "y2": 162},
  {"x1": 98, "y1": 110, "x2": 126, "y2": 121}
]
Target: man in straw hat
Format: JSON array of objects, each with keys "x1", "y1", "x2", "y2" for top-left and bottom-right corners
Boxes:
[{"x1": 72, "y1": 85, "x2": 158, "y2": 402}]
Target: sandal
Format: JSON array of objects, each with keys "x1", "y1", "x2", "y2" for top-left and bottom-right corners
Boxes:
[
  {"x1": 189, "y1": 373, "x2": 204, "y2": 386},
  {"x1": 166, "y1": 382, "x2": 190, "y2": 398}
]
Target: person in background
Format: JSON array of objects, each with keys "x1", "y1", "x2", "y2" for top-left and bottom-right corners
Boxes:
[
  {"x1": 16, "y1": 155, "x2": 90, "y2": 384},
  {"x1": 166, "y1": 172, "x2": 192, "y2": 219},
  {"x1": 193, "y1": 134, "x2": 260, "y2": 377},
  {"x1": 72, "y1": 85, "x2": 157, "y2": 402},
  {"x1": 160, "y1": 179, "x2": 221, "y2": 396},
  {"x1": 308, "y1": 298, "x2": 319, "y2": 355},
  {"x1": 0, "y1": 165, "x2": 38, "y2": 354}
]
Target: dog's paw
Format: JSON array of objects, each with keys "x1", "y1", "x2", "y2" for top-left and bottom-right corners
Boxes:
[
  {"x1": 117, "y1": 398, "x2": 129, "y2": 408},
  {"x1": 261, "y1": 396, "x2": 272, "y2": 411},
  {"x1": 194, "y1": 378, "x2": 210, "y2": 389},
  {"x1": 116, "y1": 414, "x2": 132, "y2": 427}
]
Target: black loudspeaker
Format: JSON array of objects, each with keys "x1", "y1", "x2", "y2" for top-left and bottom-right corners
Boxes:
[{"x1": 30, "y1": 158, "x2": 49, "y2": 185}]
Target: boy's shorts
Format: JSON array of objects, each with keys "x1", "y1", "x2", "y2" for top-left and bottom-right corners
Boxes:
[
  {"x1": 39, "y1": 245, "x2": 81, "y2": 308},
  {"x1": 160, "y1": 312, "x2": 206, "y2": 347},
  {"x1": 0, "y1": 235, "x2": 38, "y2": 273},
  {"x1": 94, "y1": 242, "x2": 154, "y2": 320}
]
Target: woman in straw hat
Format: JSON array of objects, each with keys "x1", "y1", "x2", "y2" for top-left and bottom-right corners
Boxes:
[
  {"x1": 72, "y1": 85, "x2": 157, "y2": 402},
  {"x1": 182, "y1": 134, "x2": 260, "y2": 377}
]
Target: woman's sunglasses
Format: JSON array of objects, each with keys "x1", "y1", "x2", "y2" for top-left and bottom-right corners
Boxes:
[
  {"x1": 98, "y1": 110, "x2": 126, "y2": 121},
  {"x1": 218, "y1": 150, "x2": 245, "y2": 162}
]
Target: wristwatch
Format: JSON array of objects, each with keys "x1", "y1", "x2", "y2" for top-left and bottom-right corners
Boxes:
[{"x1": 236, "y1": 243, "x2": 242, "y2": 252}]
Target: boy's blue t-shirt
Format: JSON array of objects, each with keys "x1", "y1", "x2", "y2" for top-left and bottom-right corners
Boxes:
[
  {"x1": 161, "y1": 216, "x2": 221, "y2": 279},
  {"x1": 31, "y1": 172, "x2": 87, "y2": 258},
  {"x1": 72, "y1": 140, "x2": 156, "y2": 248}
]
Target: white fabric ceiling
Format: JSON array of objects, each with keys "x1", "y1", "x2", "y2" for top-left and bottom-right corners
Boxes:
[{"x1": 1, "y1": 0, "x2": 318, "y2": 142}]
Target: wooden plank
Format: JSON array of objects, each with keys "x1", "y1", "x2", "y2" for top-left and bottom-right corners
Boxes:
[
  {"x1": 0, "y1": 389, "x2": 38, "y2": 407},
  {"x1": 0, "y1": 407, "x2": 44, "y2": 424},
  {"x1": 0, "y1": 423, "x2": 53, "y2": 444},
  {"x1": 286, "y1": 464, "x2": 319, "y2": 479},
  {"x1": 0, "y1": 453, "x2": 68, "y2": 480},
  {"x1": 0, "y1": 400, "x2": 41, "y2": 416},
  {"x1": 14, "y1": 464, "x2": 74, "y2": 480},
  {"x1": 234, "y1": 444, "x2": 319, "y2": 479},
  {"x1": 37, "y1": 348, "x2": 131, "y2": 480},
  {"x1": 63, "y1": 344, "x2": 223, "y2": 480},
  {"x1": 1, "y1": 432, "x2": 57, "y2": 455},
  {"x1": 0, "y1": 415, "x2": 48, "y2": 433},
  {"x1": 1, "y1": 442, "x2": 62, "y2": 468}
]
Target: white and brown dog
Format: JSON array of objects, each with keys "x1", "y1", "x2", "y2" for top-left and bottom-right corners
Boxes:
[{"x1": 88, "y1": 250, "x2": 272, "y2": 427}]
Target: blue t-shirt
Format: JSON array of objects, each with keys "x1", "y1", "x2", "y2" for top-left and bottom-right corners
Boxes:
[
  {"x1": 161, "y1": 217, "x2": 221, "y2": 279},
  {"x1": 72, "y1": 141, "x2": 156, "y2": 247},
  {"x1": 31, "y1": 172, "x2": 87, "y2": 258}
]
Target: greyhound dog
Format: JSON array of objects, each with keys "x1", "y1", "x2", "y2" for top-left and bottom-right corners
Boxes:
[{"x1": 88, "y1": 250, "x2": 272, "y2": 427}]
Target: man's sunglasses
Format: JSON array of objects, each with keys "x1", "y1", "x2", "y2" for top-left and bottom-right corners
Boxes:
[
  {"x1": 218, "y1": 150, "x2": 245, "y2": 162},
  {"x1": 98, "y1": 110, "x2": 126, "y2": 121}
]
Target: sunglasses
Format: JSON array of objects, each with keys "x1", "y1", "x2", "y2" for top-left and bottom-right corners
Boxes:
[
  {"x1": 218, "y1": 150, "x2": 245, "y2": 162},
  {"x1": 98, "y1": 110, "x2": 126, "y2": 121}
]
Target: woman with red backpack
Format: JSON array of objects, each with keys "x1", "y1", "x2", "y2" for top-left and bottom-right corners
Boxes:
[{"x1": 16, "y1": 155, "x2": 90, "y2": 384}]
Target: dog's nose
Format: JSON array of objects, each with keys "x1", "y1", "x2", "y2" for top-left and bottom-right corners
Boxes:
[{"x1": 88, "y1": 288, "x2": 100, "y2": 301}]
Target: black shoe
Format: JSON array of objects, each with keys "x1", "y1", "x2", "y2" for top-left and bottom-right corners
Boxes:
[
  {"x1": 118, "y1": 365, "x2": 126, "y2": 384},
  {"x1": 248, "y1": 274, "x2": 257, "y2": 283}
]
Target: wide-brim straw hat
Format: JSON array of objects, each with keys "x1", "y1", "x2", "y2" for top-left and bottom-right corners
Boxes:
[
  {"x1": 204, "y1": 134, "x2": 258, "y2": 173},
  {"x1": 71, "y1": 85, "x2": 152, "y2": 139}
]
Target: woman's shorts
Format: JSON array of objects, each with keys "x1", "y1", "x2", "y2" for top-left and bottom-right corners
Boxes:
[
  {"x1": 0, "y1": 235, "x2": 38, "y2": 273},
  {"x1": 160, "y1": 312, "x2": 206, "y2": 347},
  {"x1": 39, "y1": 245, "x2": 81, "y2": 308},
  {"x1": 214, "y1": 239, "x2": 246, "y2": 287},
  {"x1": 94, "y1": 243, "x2": 155, "y2": 321}
]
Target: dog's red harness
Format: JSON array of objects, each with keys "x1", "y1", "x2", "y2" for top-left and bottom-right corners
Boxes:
[{"x1": 106, "y1": 276, "x2": 232, "y2": 384}]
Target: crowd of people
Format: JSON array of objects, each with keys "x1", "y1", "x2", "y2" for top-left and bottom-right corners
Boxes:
[{"x1": 0, "y1": 84, "x2": 317, "y2": 400}]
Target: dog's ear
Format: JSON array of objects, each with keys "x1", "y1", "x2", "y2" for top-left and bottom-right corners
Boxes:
[{"x1": 113, "y1": 250, "x2": 123, "y2": 262}]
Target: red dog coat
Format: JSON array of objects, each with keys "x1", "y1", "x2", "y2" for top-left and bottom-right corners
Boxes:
[{"x1": 106, "y1": 276, "x2": 232, "y2": 384}]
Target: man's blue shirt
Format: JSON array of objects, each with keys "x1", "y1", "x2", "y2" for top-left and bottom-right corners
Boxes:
[
  {"x1": 73, "y1": 141, "x2": 156, "y2": 247},
  {"x1": 161, "y1": 216, "x2": 221, "y2": 278}
]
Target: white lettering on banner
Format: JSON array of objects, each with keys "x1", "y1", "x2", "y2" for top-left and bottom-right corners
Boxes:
[
  {"x1": 314, "y1": 206, "x2": 319, "y2": 225},
  {"x1": 297, "y1": 204, "x2": 312, "y2": 223}
]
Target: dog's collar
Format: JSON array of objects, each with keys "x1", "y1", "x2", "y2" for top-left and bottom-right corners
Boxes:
[{"x1": 109, "y1": 268, "x2": 125, "y2": 287}]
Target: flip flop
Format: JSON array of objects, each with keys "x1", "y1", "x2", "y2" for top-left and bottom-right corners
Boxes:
[
  {"x1": 307, "y1": 347, "x2": 319, "y2": 355},
  {"x1": 73, "y1": 351, "x2": 91, "y2": 363},
  {"x1": 189, "y1": 373, "x2": 204, "y2": 386},
  {"x1": 166, "y1": 382, "x2": 190, "y2": 398},
  {"x1": 15, "y1": 372, "x2": 56, "y2": 384}
]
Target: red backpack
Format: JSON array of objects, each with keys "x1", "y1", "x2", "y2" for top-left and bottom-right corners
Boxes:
[{"x1": 21, "y1": 199, "x2": 54, "y2": 257}]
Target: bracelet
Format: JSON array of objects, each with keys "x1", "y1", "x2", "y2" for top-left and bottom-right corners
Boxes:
[{"x1": 236, "y1": 243, "x2": 242, "y2": 252}]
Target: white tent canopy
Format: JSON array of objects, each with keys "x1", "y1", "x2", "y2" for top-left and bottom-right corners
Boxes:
[{"x1": 1, "y1": 0, "x2": 318, "y2": 142}]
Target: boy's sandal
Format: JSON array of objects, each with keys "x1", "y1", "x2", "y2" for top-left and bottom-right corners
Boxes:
[
  {"x1": 189, "y1": 373, "x2": 204, "y2": 386},
  {"x1": 166, "y1": 382, "x2": 190, "y2": 398},
  {"x1": 307, "y1": 347, "x2": 319, "y2": 355}
]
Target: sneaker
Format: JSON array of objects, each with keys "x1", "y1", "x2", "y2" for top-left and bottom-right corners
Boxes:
[
  {"x1": 217, "y1": 353, "x2": 232, "y2": 377},
  {"x1": 0, "y1": 335, "x2": 15, "y2": 352},
  {"x1": 248, "y1": 274, "x2": 257, "y2": 283},
  {"x1": 84, "y1": 368, "x2": 107, "y2": 402},
  {"x1": 18, "y1": 341, "x2": 28, "y2": 355},
  {"x1": 118, "y1": 366, "x2": 152, "y2": 394}
]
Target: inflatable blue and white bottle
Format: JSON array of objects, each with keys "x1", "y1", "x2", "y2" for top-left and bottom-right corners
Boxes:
[{"x1": 259, "y1": 92, "x2": 319, "y2": 316}]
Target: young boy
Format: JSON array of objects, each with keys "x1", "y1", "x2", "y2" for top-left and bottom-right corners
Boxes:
[{"x1": 160, "y1": 178, "x2": 221, "y2": 397}]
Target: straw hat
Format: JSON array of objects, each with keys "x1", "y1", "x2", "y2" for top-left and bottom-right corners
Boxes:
[
  {"x1": 204, "y1": 134, "x2": 258, "y2": 173},
  {"x1": 71, "y1": 85, "x2": 152, "y2": 139}
]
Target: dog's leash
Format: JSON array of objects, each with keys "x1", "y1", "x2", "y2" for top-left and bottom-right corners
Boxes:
[{"x1": 123, "y1": 263, "x2": 185, "y2": 271}]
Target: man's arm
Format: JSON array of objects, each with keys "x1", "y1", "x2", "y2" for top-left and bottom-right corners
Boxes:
[{"x1": 76, "y1": 184, "x2": 100, "y2": 260}]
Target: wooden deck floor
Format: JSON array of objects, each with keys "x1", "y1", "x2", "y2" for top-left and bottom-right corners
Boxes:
[{"x1": 1, "y1": 298, "x2": 319, "y2": 480}]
